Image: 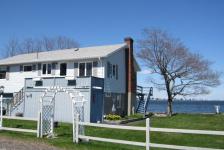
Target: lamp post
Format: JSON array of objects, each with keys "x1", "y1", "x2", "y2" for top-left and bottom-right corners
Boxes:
[{"x1": 0, "y1": 86, "x2": 4, "y2": 128}]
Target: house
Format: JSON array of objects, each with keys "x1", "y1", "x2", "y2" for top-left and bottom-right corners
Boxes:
[{"x1": 0, "y1": 37, "x2": 140, "y2": 122}]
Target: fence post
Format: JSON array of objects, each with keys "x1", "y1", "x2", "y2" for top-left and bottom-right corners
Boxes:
[
  {"x1": 72, "y1": 99, "x2": 75, "y2": 143},
  {"x1": 0, "y1": 95, "x2": 2, "y2": 129},
  {"x1": 146, "y1": 118, "x2": 150, "y2": 150},
  {"x1": 75, "y1": 114, "x2": 80, "y2": 143},
  {"x1": 37, "y1": 111, "x2": 41, "y2": 138}
]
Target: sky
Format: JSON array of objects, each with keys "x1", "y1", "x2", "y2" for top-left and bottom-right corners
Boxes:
[{"x1": 0, "y1": 0, "x2": 223, "y2": 100}]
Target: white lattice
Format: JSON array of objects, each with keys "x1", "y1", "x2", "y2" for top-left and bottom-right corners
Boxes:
[{"x1": 39, "y1": 87, "x2": 86, "y2": 138}]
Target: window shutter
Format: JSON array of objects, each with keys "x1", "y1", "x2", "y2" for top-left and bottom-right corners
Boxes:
[
  {"x1": 93, "y1": 61, "x2": 98, "y2": 67},
  {"x1": 20, "y1": 65, "x2": 23, "y2": 72},
  {"x1": 107, "y1": 62, "x2": 110, "y2": 78},
  {"x1": 51, "y1": 63, "x2": 56, "y2": 75},
  {"x1": 6, "y1": 66, "x2": 9, "y2": 80},
  {"x1": 37, "y1": 63, "x2": 41, "y2": 76},
  {"x1": 92, "y1": 61, "x2": 98, "y2": 77},
  {"x1": 32, "y1": 64, "x2": 36, "y2": 71},
  {"x1": 74, "y1": 62, "x2": 78, "y2": 77},
  {"x1": 116, "y1": 65, "x2": 118, "y2": 80}
]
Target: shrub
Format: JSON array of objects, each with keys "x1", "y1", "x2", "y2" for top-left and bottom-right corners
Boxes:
[{"x1": 105, "y1": 114, "x2": 121, "y2": 121}]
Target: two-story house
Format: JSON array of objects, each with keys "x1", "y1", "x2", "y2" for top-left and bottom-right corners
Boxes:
[{"x1": 0, "y1": 37, "x2": 140, "y2": 122}]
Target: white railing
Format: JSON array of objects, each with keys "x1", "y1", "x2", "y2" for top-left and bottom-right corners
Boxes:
[
  {"x1": 0, "y1": 95, "x2": 40, "y2": 136},
  {"x1": 0, "y1": 115, "x2": 39, "y2": 135},
  {"x1": 75, "y1": 115, "x2": 224, "y2": 150}
]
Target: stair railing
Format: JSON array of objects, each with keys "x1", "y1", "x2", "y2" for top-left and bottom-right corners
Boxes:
[{"x1": 10, "y1": 88, "x2": 25, "y2": 114}]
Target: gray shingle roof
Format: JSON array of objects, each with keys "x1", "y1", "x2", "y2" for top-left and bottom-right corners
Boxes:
[{"x1": 0, "y1": 43, "x2": 127, "y2": 65}]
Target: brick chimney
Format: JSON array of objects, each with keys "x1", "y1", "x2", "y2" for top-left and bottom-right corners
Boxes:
[{"x1": 124, "y1": 37, "x2": 136, "y2": 115}]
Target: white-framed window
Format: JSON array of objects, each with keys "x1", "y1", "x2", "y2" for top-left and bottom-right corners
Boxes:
[
  {"x1": 42, "y1": 63, "x2": 52, "y2": 75},
  {"x1": 107, "y1": 61, "x2": 118, "y2": 79},
  {"x1": 78, "y1": 62, "x2": 93, "y2": 77},
  {"x1": 23, "y1": 65, "x2": 32, "y2": 72}
]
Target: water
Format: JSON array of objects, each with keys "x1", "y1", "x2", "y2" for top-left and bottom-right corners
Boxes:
[{"x1": 147, "y1": 100, "x2": 224, "y2": 113}]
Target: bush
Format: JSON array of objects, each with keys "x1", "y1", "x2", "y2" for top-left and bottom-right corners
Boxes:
[{"x1": 105, "y1": 114, "x2": 121, "y2": 121}]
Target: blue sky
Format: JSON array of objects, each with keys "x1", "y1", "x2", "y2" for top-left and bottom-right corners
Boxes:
[{"x1": 0, "y1": 0, "x2": 223, "y2": 100}]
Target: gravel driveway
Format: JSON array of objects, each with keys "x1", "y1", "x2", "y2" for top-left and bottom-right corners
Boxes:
[{"x1": 0, "y1": 136, "x2": 59, "y2": 150}]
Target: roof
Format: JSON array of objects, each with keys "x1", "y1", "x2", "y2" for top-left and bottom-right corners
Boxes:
[{"x1": 0, "y1": 43, "x2": 127, "y2": 66}]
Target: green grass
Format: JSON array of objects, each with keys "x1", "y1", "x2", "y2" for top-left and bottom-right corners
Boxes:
[{"x1": 0, "y1": 114, "x2": 224, "y2": 150}]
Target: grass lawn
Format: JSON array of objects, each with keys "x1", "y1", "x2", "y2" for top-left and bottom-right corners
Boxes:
[{"x1": 0, "y1": 114, "x2": 224, "y2": 150}]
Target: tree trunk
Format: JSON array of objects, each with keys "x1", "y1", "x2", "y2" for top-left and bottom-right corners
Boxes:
[{"x1": 167, "y1": 98, "x2": 173, "y2": 116}]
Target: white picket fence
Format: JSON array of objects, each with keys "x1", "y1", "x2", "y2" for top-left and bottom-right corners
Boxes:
[{"x1": 75, "y1": 115, "x2": 224, "y2": 150}]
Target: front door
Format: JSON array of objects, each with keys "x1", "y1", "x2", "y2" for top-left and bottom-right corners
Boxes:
[{"x1": 60, "y1": 63, "x2": 67, "y2": 76}]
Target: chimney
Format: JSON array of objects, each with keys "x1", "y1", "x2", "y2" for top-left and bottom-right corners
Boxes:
[{"x1": 124, "y1": 37, "x2": 136, "y2": 115}]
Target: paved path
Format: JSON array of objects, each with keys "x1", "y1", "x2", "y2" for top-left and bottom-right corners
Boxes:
[{"x1": 0, "y1": 137, "x2": 59, "y2": 150}]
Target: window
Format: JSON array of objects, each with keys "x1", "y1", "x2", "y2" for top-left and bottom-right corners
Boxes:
[
  {"x1": 47, "y1": 64, "x2": 52, "y2": 74},
  {"x1": 68, "y1": 80, "x2": 76, "y2": 86},
  {"x1": 24, "y1": 65, "x2": 32, "y2": 72},
  {"x1": 116, "y1": 65, "x2": 118, "y2": 79},
  {"x1": 86, "y1": 62, "x2": 92, "y2": 76},
  {"x1": 74, "y1": 62, "x2": 78, "y2": 68},
  {"x1": 32, "y1": 64, "x2": 36, "y2": 71},
  {"x1": 78, "y1": 62, "x2": 93, "y2": 77},
  {"x1": 93, "y1": 61, "x2": 98, "y2": 67},
  {"x1": 112, "y1": 65, "x2": 116, "y2": 77},
  {"x1": 60, "y1": 63, "x2": 67, "y2": 76},
  {"x1": 107, "y1": 62, "x2": 118, "y2": 80},
  {"x1": 42, "y1": 64, "x2": 52, "y2": 75},
  {"x1": 35, "y1": 81, "x2": 43, "y2": 86},
  {"x1": 79, "y1": 63, "x2": 85, "y2": 77},
  {"x1": 52, "y1": 63, "x2": 57, "y2": 70},
  {"x1": 0, "y1": 71, "x2": 6, "y2": 79},
  {"x1": 42, "y1": 64, "x2": 47, "y2": 74},
  {"x1": 38, "y1": 63, "x2": 41, "y2": 70}
]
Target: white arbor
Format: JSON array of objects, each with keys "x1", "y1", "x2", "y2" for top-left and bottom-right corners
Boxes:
[{"x1": 38, "y1": 86, "x2": 87, "y2": 140}]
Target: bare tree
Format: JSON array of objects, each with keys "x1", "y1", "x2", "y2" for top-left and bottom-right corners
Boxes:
[
  {"x1": 4, "y1": 36, "x2": 79, "y2": 57},
  {"x1": 55, "y1": 36, "x2": 79, "y2": 49},
  {"x1": 5, "y1": 38, "x2": 21, "y2": 57},
  {"x1": 138, "y1": 28, "x2": 220, "y2": 116},
  {"x1": 42, "y1": 36, "x2": 55, "y2": 51},
  {"x1": 21, "y1": 38, "x2": 35, "y2": 53}
]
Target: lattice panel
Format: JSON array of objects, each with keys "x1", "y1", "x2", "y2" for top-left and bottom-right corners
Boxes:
[
  {"x1": 73, "y1": 99, "x2": 85, "y2": 136},
  {"x1": 42, "y1": 105, "x2": 54, "y2": 135}
]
